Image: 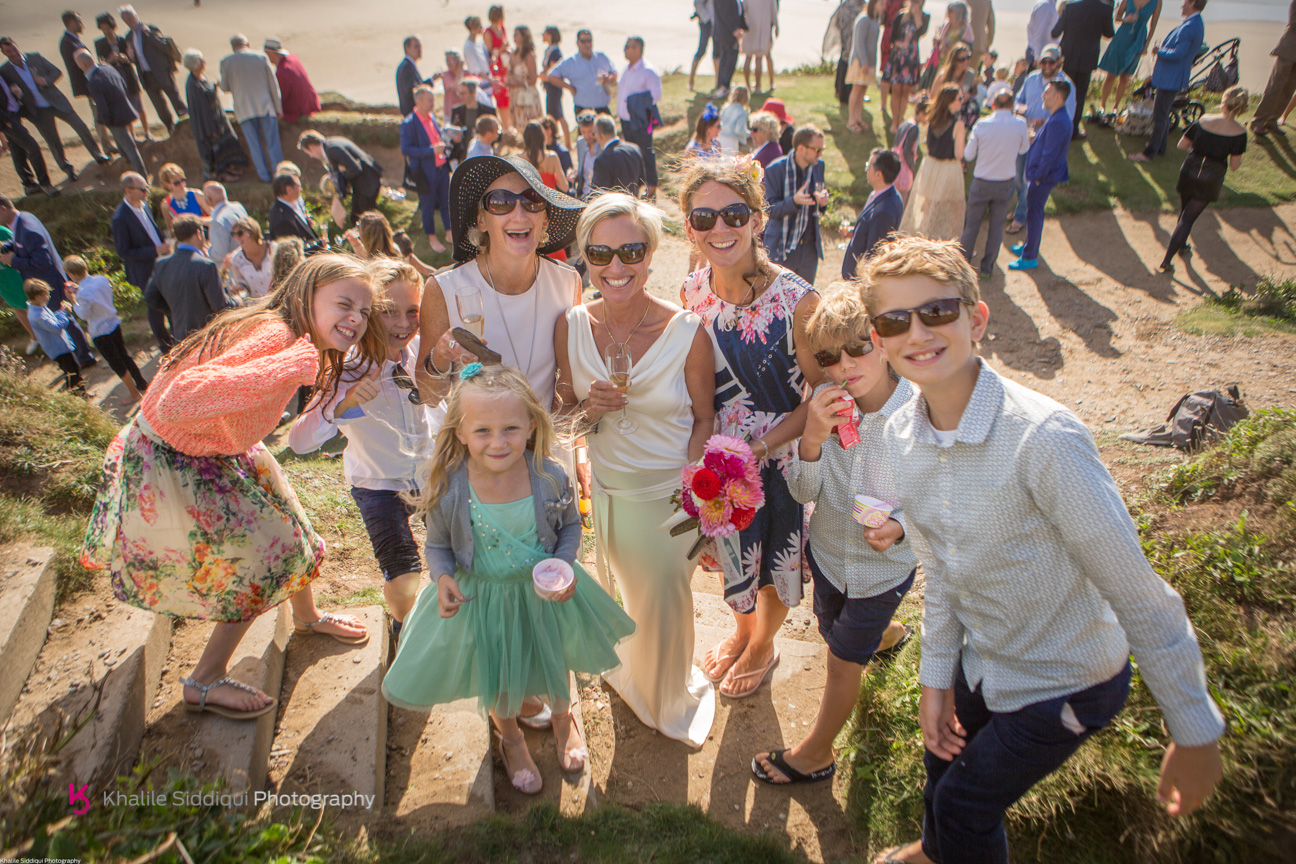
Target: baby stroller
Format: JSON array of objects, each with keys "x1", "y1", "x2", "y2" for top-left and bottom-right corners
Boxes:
[{"x1": 1098, "y1": 38, "x2": 1241, "y2": 134}]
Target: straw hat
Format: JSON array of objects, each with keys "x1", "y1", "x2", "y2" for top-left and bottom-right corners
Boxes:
[{"x1": 449, "y1": 155, "x2": 585, "y2": 262}]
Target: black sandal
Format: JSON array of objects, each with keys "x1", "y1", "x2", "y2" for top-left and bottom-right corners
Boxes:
[{"x1": 751, "y1": 749, "x2": 836, "y2": 785}]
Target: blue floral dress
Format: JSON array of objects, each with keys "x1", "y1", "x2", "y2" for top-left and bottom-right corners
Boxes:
[{"x1": 683, "y1": 267, "x2": 814, "y2": 612}]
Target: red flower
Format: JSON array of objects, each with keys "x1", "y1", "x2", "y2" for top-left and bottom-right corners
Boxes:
[
  {"x1": 691, "y1": 467, "x2": 723, "y2": 501},
  {"x1": 732, "y1": 507, "x2": 756, "y2": 530}
]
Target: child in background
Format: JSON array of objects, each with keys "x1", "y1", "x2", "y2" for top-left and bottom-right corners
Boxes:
[
  {"x1": 82, "y1": 255, "x2": 388, "y2": 720},
  {"x1": 290, "y1": 261, "x2": 441, "y2": 641},
  {"x1": 468, "y1": 115, "x2": 501, "y2": 160},
  {"x1": 24, "y1": 278, "x2": 85, "y2": 394},
  {"x1": 891, "y1": 97, "x2": 928, "y2": 200},
  {"x1": 382, "y1": 365, "x2": 633, "y2": 795},
  {"x1": 685, "y1": 103, "x2": 723, "y2": 161},
  {"x1": 859, "y1": 236, "x2": 1224, "y2": 864},
  {"x1": 752, "y1": 282, "x2": 912, "y2": 786},
  {"x1": 718, "y1": 86, "x2": 751, "y2": 156},
  {"x1": 64, "y1": 255, "x2": 149, "y2": 402}
]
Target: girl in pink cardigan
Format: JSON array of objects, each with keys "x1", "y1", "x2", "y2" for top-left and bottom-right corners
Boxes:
[{"x1": 82, "y1": 254, "x2": 390, "y2": 720}]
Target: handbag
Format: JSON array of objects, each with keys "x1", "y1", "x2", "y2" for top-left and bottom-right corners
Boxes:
[
  {"x1": 1204, "y1": 58, "x2": 1239, "y2": 93},
  {"x1": 1114, "y1": 97, "x2": 1155, "y2": 137}
]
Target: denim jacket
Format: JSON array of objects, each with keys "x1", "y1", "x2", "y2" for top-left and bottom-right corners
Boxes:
[{"x1": 425, "y1": 452, "x2": 581, "y2": 578}]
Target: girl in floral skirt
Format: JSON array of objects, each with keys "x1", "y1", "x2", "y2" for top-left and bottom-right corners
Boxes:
[{"x1": 82, "y1": 254, "x2": 389, "y2": 720}]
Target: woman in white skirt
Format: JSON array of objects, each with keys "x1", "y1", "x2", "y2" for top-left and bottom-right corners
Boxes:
[{"x1": 899, "y1": 83, "x2": 966, "y2": 241}]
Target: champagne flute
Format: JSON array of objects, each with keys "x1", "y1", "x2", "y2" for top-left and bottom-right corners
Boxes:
[
  {"x1": 604, "y1": 345, "x2": 637, "y2": 435},
  {"x1": 456, "y1": 288, "x2": 485, "y2": 338}
]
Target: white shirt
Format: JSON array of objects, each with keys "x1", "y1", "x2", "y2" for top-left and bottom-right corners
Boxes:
[
  {"x1": 131, "y1": 26, "x2": 149, "y2": 72},
  {"x1": 10, "y1": 61, "x2": 50, "y2": 109},
  {"x1": 1027, "y1": 0, "x2": 1060, "y2": 60},
  {"x1": 462, "y1": 36, "x2": 490, "y2": 77},
  {"x1": 277, "y1": 196, "x2": 308, "y2": 220},
  {"x1": 71, "y1": 275, "x2": 120, "y2": 339},
  {"x1": 207, "y1": 200, "x2": 248, "y2": 266},
  {"x1": 228, "y1": 241, "x2": 276, "y2": 299},
  {"x1": 964, "y1": 109, "x2": 1031, "y2": 181},
  {"x1": 616, "y1": 58, "x2": 662, "y2": 121},
  {"x1": 128, "y1": 199, "x2": 162, "y2": 245}
]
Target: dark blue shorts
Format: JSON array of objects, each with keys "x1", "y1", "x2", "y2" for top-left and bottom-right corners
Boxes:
[
  {"x1": 544, "y1": 85, "x2": 564, "y2": 122},
  {"x1": 808, "y1": 545, "x2": 913, "y2": 665},
  {"x1": 350, "y1": 487, "x2": 421, "y2": 581}
]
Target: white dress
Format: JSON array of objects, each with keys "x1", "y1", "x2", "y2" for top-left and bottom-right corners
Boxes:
[
  {"x1": 743, "y1": 0, "x2": 779, "y2": 55},
  {"x1": 567, "y1": 305, "x2": 716, "y2": 748},
  {"x1": 439, "y1": 256, "x2": 579, "y2": 409}
]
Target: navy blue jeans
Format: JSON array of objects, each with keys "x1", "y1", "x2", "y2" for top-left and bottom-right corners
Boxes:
[{"x1": 921, "y1": 660, "x2": 1132, "y2": 864}]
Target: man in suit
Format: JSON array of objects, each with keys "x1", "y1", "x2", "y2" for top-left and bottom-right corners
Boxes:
[
  {"x1": 145, "y1": 215, "x2": 236, "y2": 345},
  {"x1": 1051, "y1": 0, "x2": 1115, "y2": 139},
  {"x1": 960, "y1": 86, "x2": 1031, "y2": 277},
  {"x1": 118, "y1": 5, "x2": 186, "y2": 134},
  {"x1": 112, "y1": 172, "x2": 173, "y2": 349},
  {"x1": 448, "y1": 78, "x2": 496, "y2": 164},
  {"x1": 0, "y1": 36, "x2": 108, "y2": 181},
  {"x1": 220, "y1": 35, "x2": 283, "y2": 183},
  {"x1": 711, "y1": 0, "x2": 745, "y2": 99},
  {"x1": 572, "y1": 111, "x2": 602, "y2": 199},
  {"x1": 76, "y1": 50, "x2": 145, "y2": 175},
  {"x1": 267, "y1": 171, "x2": 320, "y2": 244},
  {"x1": 843, "y1": 149, "x2": 904, "y2": 280},
  {"x1": 1131, "y1": 0, "x2": 1206, "y2": 162},
  {"x1": 401, "y1": 86, "x2": 452, "y2": 253},
  {"x1": 59, "y1": 11, "x2": 115, "y2": 156},
  {"x1": 94, "y1": 12, "x2": 147, "y2": 136},
  {"x1": 1010, "y1": 80, "x2": 1072, "y2": 270},
  {"x1": 1, "y1": 81, "x2": 56, "y2": 196},
  {"x1": 764, "y1": 125, "x2": 829, "y2": 285},
  {"x1": 590, "y1": 113, "x2": 645, "y2": 198},
  {"x1": 1250, "y1": 0, "x2": 1296, "y2": 136},
  {"x1": 397, "y1": 36, "x2": 429, "y2": 118},
  {"x1": 298, "y1": 130, "x2": 384, "y2": 225},
  {"x1": 0, "y1": 195, "x2": 95, "y2": 364},
  {"x1": 966, "y1": 0, "x2": 997, "y2": 71}
]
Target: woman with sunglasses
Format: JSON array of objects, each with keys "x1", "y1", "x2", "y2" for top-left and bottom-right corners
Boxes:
[
  {"x1": 679, "y1": 158, "x2": 825, "y2": 700},
  {"x1": 553, "y1": 193, "x2": 718, "y2": 746},
  {"x1": 416, "y1": 155, "x2": 585, "y2": 412},
  {"x1": 899, "y1": 84, "x2": 967, "y2": 241},
  {"x1": 227, "y1": 216, "x2": 277, "y2": 300},
  {"x1": 936, "y1": 47, "x2": 980, "y2": 129},
  {"x1": 157, "y1": 162, "x2": 212, "y2": 235}
]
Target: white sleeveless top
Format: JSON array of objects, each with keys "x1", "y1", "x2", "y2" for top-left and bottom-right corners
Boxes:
[
  {"x1": 439, "y1": 256, "x2": 579, "y2": 408},
  {"x1": 568, "y1": 305, "x2": 702, "y2": 483}
]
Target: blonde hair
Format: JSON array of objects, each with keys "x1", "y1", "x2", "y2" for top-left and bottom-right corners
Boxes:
[
  {"x1": 406, "y1": 366, "x2": 561, "y2": 518},
  {"x1": 1222, "y1": 86, "x2": 1249, "y2": 117},
  {"x1": 23, "y1": 278, "x2": 51, "y2": 302},
  {"x1": 367, "y1": 258, "x2": 423, "y2": 301},
  {"x1": 728, "y1": 85, "x2": 750, "y2": 108},
  {"x1": 748, "y1": 111, "x2": 780, "y2": 140},
  {"x1": 158, "y1": 162, "x2": 185, "y2": 185},
  {"x1": 676, "y1": 157, "x2": 773, "y2": 276},
  {"x1": 232, "y1": 215, "x2": 263, "y2": 242},
  {"x1": 63, "y1": 255, "x2": 88, "y2": 279},
  {"x1": 274, "y1": 160, "x2": 302, "y2": 177},
  {"x1": 271, "y1": 238, "x2": 304, "y2": 287},
  {"x1": 357, "y1": 211, "x2": 401, "y2": 259},
  {"x1": 857, "y1": 235, "x2": 980, "y2": 315},
  {"x1": 574, "y1": 192, "x2": 665, "y2": 257},
  {"x1": 804, "y1": 281, "x2": 873, "y2": 355}
]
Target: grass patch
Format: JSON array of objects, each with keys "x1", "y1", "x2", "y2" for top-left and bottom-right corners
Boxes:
[
  {"x1": 844, "y1": 410, "x2": 1296, "y2": 861},
  {"x1": 1177, "y1": 277, "x2": 1296, "y2": 338}
]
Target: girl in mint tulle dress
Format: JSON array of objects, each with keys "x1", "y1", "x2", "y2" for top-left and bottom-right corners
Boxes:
[{"x1": 381, "y1": 364, "x2": 633, "y2": 795}]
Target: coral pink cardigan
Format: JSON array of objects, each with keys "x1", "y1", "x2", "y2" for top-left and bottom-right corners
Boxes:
[{"x1": 141, "y1": 319, "x2": 320, "y2": 457}]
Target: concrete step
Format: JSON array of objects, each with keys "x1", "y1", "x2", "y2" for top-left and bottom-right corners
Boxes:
[
  {"x1": 3, "y1": 597, "x2": 171, "y2": 788},
  {"x1": 385, "y1": 696, "x2": 494, "y2": 825},
  {"x1": 692, "y1": 588, "x2": 820, "y2": 645},
  {"x1": 0, "y1": 546, "x2": 56, "y2": 726},
  {"x1": 270, "y1": 606, "x2": 388, "y2": 810},
  {"x1": 493, "y1": 673, "x2": 597, "y2": 816}
]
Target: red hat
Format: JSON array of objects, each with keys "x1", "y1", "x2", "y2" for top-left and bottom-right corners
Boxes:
[{"x1": 761, "y1": 98, "x2": 793, "y2": 125}]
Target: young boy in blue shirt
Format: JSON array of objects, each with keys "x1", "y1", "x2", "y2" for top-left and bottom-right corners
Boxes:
[
  {"x1": 858, "y1": 236, "x2": 1224, "y2": 864},
  {"x1": 25, "y1": 278, "x2": 86, "y2": 395}
]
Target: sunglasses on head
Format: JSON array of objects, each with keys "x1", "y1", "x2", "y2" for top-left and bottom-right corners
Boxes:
[
  {"x1": 584, "y1": 242, "x2": 647, "y2": 266},
  {"x1": 687, "y1": 202, "x2": 753, "y2": 232},
  {"x1": 872, "y1": 297, "x2": 973, "y2": 338},
  {"x1": 481, "y1": 188, "x2": 547, "y2": 215},
  {"x1": 814, "y1": 339, "x2": 874, "y2": 368},
  {"x1": 390, "y1": 365, "x2": 421, "y2": 405}
]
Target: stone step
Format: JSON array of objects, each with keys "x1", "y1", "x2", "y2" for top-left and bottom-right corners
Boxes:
[
  {"x1": 494, "y1": 673, "x2": 596, "y2": 815},
  {"x1": 270, "y1": 606, "x2": 388, "y2": 810},
  {"x1": 0, "y1": 547, "x2": 56, "y2": 726},
  {"x1": 386, "y1": 699, "x2": 494, "y2": 824},
  {"x1": 3, "y1": 597, "x2": 171, "y2": 788},
  {"x1": 692, "y1": 588, "x2": 821, "y2": 645}
]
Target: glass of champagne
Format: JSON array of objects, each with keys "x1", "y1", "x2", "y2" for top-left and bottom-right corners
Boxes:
[
  {"x1": 604, "y1": 345, "x2": 637, "y2": 435},
  {"x1": 457, "y1": 288, "x2": 485, "y2": 338}
]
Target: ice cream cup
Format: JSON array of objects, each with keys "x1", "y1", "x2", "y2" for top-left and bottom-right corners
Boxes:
[
  {"x1": 532, "y1": 558, "x2": 575, "y2": 601},
  {"x1": 852, "y1": 495, "x2": 894, "y2": 529}
]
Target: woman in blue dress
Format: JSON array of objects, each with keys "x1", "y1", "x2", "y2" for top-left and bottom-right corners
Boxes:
[
  {"x1": 1097, "y1": 0, "x2": 1161, "y2": 117},
  {"x1": 158, "y1": 162, "x2": 212, "y2": 235}
]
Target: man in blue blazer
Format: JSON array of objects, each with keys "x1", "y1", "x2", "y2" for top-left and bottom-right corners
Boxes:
[
  {"x1": 78, "y1": 50, "x2": 145, "y2": 175},
  {"x1": 1131, "y1": 0, "x2": 1206, "y2": 162},
  {"x1": 111, "y1": 172, "x2": 173, "y2": 350},
  {"x1": 843, "y1": 149, "x2": 903, "y2": 280},
  {"x1": 764, "y1": 125, "x2": 829, "y2": 285},
  {"x1": 400, "y1": 85, "x2": 452, "y2": 253},
  {"x1": 1010, "y1": 80, "x2": 1072, "y2": 271}
]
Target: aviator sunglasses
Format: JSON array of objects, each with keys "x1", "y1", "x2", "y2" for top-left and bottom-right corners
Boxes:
[
  {"x1": 814, "y1": 339, "x2": 874, "y2": 368},
  {"x1": 872, "y1": 297, "x2": 973, "y2": 338},
  {"x1": 584, "y1": 242, "x2": 648, "y2": 266},
  {"x1": 481, "y1": 188, "x2": 548, "y2": 215},
  {"x1": 688, "y1": 202, "x2": 753, "y2": 232}
]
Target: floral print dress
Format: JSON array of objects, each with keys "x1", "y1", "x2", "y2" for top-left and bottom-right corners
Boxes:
[
  {"x1": 883, "y1": 10, "x2": 930, "y2": 87},
  {"x1": 683, "y1": 267, "x2": 814, "y2": 612}
]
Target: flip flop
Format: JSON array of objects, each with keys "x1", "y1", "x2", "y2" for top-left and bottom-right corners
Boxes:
[
  {"x1": 720, "y1": 649, "x2": 780, "y2": 699},
  {"x1": 293, "y1": 612, "x2": 370, "y2": 646},
  {"x1": 181, "y1": 675, "x2": 277, "y2": 720},
  {"x1": 702, "y1": 640, "x2": 743, "y2": 683},
  {"x1": 1005, "y1": 221, "x2": 1024, "y2": 234},
  {"x1": 751, "y1": 748, "x2": 836, "y2": 785},
  {"x1": 873, "y1": 625, "x2": 913, "y2": 661}
]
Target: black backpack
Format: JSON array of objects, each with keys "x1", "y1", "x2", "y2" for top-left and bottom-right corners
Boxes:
[{"x1": 1120, "y1": 385, "x2": 1248, "y2": 451}]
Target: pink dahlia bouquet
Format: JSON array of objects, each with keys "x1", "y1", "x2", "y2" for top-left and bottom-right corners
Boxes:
[{"x1": 667, "y1": 435, "x2": 765, "y2": 558}]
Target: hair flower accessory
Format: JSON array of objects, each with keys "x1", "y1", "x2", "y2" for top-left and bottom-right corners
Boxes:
[
  {"x1": 701, "y1": 102, "x2": 719, "y2": 123},
  {"x1": 459, "y1": 362, "x2": 484, "y2": 381},
  {"x1": 735, "y1": 154, "x2": 764, "y2": 186}
]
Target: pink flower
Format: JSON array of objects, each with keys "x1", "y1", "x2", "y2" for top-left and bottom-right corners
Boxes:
[
  {"x1": 698, "y1": 495, "x2": 735, "y2": 538},
  {"x1": 707, "y1": 434, "x2": 752, "y2": 461},
  {"x1": 704, "y1": 449, "x2": 746, "y2": 480},
  {"x1": 725, "y1": 478, "x2": 765, "y2": 511},
  {"x1": 681, "y1": 490, "x2": 700, "y2": 518}
]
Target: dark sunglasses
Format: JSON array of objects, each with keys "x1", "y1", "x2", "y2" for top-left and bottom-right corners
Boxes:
[
  {"x1": 390, "y1": 365, "x2": 421, "y2": 405},
  {"x1": 872, "y1": 297, "x2": 972, "y2": 338},
  {"x1": 584, "y1": 242, "x2": 647, "y2": 266},
  {"x1": 814, "y1": 340, "x2": 874, "y2": 368},
  {"x1": 688, "y1": 203, "x2": 753, "y2": 232},
  {"x1": 481, "y1": 188, "x2": 547, "y2": 215}
]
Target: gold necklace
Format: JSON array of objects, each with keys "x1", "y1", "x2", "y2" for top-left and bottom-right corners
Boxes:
[
  {"x1": 481, "y1": 254, "x2": 541, "y2": 378},
  {"x1": 601, "y1": 295, "x2": 652, "y2": 353}
]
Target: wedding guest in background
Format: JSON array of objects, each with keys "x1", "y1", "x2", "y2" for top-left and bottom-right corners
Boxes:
[{"x1": 264, "y1": 38, "x2": 320, "y2": 124}]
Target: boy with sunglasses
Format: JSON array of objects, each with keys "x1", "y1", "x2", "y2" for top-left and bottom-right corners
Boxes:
[
  {"x1": 860, "y1": 236, "x2": 1224, "y2": 864},
  {"x1": 751, "y1": 283, "x2": 912, "y2": 787}
]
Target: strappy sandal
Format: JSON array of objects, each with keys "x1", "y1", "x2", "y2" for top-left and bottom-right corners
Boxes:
[
  {"x1": 751, "y1": 748, "x2": 836, "y2": 785},
  {"x1": 702, "y1": 640, "x2": 743, "y2": 683},
  {"x1": 552, "y1": 711, "x2": 588, "y2": 774},
  {"x1": 497, "y1": 731, "x2": 543, "y2": 795},
  {"x1": 719, "y1": 649, "x2": 780, "y2": 699},
  {"x1": 450, "y1": 327, "x2": 503, "y2": 365},
  {"x1": 293, "y1": 612, "x2": 370, "y2": 646},
  {"x1": 181, "y1": 675, "x2": 276, "y2": 720}
]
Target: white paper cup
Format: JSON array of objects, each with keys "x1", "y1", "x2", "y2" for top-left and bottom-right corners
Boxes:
[
  {"x1": 532, "y1": 558, "x2": 575, "y2": 601},
  {"x1": 852, "y1": 495, "x2": 894, "y2": 529}
]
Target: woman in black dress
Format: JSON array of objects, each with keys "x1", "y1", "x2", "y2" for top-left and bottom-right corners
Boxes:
[
  {"x1": 181, "y1": 50, "x2": 249, "y2": 183},
  {"x1": 1161, "y1": 86, "x2": 1248, "y2": 272}
]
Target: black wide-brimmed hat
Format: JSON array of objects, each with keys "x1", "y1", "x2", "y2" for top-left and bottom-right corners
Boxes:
[{"x1": 449, "y1": 155, "x2": 586, "y2": 263}]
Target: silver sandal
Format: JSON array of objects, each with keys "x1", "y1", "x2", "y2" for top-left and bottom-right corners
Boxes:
[
  {"x1": 180, "y1": 675, "x2": 276, "y2": 720},
  {"x1": 293, "y1": 612, "x2": 370, "y2": 646}
]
